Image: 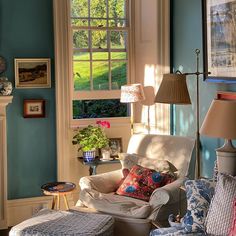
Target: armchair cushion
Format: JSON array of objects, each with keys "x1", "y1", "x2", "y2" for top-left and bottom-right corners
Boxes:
[
  {"x1": 79, "y1": 189, "x2": 151, "y2": 219},
  {"x1": 116, "y1": 165, "x2": 175, "y2": 201}
]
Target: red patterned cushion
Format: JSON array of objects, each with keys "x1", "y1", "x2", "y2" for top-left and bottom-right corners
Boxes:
[{"x1": 116, "y1": 165, "x2": 175, "y2": 201}]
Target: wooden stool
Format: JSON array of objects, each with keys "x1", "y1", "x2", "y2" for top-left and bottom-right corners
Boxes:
[{"x1": 41, "y1": 182, "x2": 76, "y2": 210}]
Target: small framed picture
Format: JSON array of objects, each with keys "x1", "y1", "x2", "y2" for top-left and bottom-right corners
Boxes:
[
  {"x1": 15, "y1": 58, "x2": 51, "y2": 88},
  {"x1": 23, "y1": 99, "x2": 45, "y2": 118},
  {"x1": 109, "y1": 138, "x2": 122, "y2": 158}
]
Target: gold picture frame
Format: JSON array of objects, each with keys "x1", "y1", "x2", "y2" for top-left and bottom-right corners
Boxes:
[{"x1": 15, "y1": 58, "x2": 51, "y2": 88}]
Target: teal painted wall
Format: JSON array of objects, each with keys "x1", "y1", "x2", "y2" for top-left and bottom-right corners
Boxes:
[
  {"x1": 172, "y1": 0, "x2": 236, "y2": 178},
  {"x1": 0, "y1": 0, "x2": 57, "y2": 199}
]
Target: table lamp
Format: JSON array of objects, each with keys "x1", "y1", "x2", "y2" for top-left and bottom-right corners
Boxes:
[
  {"x1": 120, "y1": 83, "x2": 145, "y2": 134},
  {"x1": 200, "y1": 99, "x2": 236, "y2": 176}
]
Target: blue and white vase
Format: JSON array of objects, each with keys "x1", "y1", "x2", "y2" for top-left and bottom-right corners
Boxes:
[{"x1": 83, "y1": 150, "x2": 96, "y2": 162}]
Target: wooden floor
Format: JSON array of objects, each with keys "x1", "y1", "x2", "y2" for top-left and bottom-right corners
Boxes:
[{"x1": 0, "y1": 228, "x2": 11, "y2": 236}]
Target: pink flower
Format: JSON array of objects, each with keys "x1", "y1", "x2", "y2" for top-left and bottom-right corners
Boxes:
[{"x1": 96, "y1": 120, "x2": 110, "y2": 128}]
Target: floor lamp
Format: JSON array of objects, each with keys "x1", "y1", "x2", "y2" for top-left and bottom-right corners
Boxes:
[
  {"x1": 154, "y1": 49, "x2": 210, "y2": 178},
  {"x1": 120, "y1": 84, "x2": 145, "y2": 135}
]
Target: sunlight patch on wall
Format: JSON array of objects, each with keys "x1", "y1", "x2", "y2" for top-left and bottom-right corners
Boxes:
[{"x1": 139, "y1": 64, "x2": 170, "y2": 134}]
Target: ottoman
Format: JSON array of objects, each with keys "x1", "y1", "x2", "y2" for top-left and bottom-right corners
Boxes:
[{"x1": 9, "y1": 209, "x2": 114, "y2": 236}]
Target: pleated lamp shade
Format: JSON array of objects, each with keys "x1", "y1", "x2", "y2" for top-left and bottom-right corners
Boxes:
[
  {"x1": 120, "y1": 84, "x2": 145, "y2": 103},
  {"x1": 200, "y1": 99, "x2": 236, "y2": 139},
  {"x1": 154, "y1": 74, "x2": 191, "y2": 104}
]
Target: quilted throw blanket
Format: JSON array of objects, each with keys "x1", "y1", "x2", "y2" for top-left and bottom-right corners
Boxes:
[{"x1": 9, "y1": 209, "x2": 114, "y2": 236}]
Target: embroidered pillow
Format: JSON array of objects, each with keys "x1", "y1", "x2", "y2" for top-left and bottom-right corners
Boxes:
[
  {"x1": 182, "y1": 179, "x2": 215, "y2": 233},
  {"x1": 206, "y1": 173, "x2": 236, "y2": 235},
  {"x1": 116, "y1": 165, "x2": 175, "y2": 201}
]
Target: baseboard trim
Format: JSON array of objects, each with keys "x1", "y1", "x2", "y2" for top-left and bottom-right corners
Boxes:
[{"x1": 7, "y1": 194, "x2": 76, "y2": 226}]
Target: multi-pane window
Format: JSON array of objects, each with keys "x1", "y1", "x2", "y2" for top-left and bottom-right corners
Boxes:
[{"x1": 70, "y1": 0, "x2": 129, "y2": 119}]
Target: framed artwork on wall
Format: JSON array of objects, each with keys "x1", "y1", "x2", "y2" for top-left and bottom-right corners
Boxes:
[
  {"x1": 23, "y1": 99, "x2": 45, "y2": 118},
  {"x1": 15, "y1": 58, "x2": 51, "y2": 88},
  {"x1": 109, "y1": 138, "x2": 122, "y2": 158},
  {"x1": 203, "y1": 0, "x2": 236, "y2": 83}
]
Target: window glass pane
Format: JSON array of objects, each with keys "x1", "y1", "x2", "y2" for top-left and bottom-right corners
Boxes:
[
  {"x1": 91, "y1": 19, "x2": 107, "y2": 27},
  {"x1": 92, "y1": 52, "x2": 108, "y2": 60},
  {"x1": 90, "y1": 0, "x2": 107, "y2": 18},
  {"x1": 111, "y1": 61, "x2": 127, "y2": 89},
  {"x1": 71, "y1": 19, "x2": 88, "y2": 27},
  {"x1": 92, "y1": 61, "x2": 109, "y2": 90},
  {"x1": 71, "y1": 0, "x2": 88, "y2": 17},
  {"x1": 74, "y1": 61, "x2": 90, "y2": 91},
  {"x1": 73, "y1": 30, "x2": 89, "y2": 49},
  {"x1": 111, "y1": 31, "x2": 127, "y2": 49},
  {"x1": 73, "y1": 52, "x2": 90, "y2": 61},
  {"x1": 73, "y1": 99, "x2": 127, "y2": 119},
  {"x1": 92, "y1": 31, "x2": 107, "y2": 49},
  {"x1": 108, "y1": 0, "x2": 126, "y2": 19},
  {"x1": 111, "y1": 52, "x2": 127, "y2": 60},
  {"x1": 109, "y1": 19, "x2": 127, "y2": 27}
]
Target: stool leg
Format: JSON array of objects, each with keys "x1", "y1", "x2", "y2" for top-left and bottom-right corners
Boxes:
[
  {"x1": 52, "y1": 196, "x2": 56, "y2": 210},
  {"x1": 63, "y1": 194, "x2": 69, "y2": 210},
  {"x1": 57, "y1": 195, "x2": 60, "y2": 210}
]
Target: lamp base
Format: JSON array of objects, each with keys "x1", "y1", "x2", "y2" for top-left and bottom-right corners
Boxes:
[
  {"x1": 216, "y1": 139, "x2": 236, "y2": 176},
  {"x1": 216, "y1": 151, "x2": 236, "y2": 176}
]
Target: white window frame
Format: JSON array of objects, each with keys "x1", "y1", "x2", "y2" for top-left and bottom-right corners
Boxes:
[
  {"x1": 68, "y1": 0, "x2": 133, "y2": 125},
  {"x1": 53, "y1": 0, "x2": 170, "y2": 180}
]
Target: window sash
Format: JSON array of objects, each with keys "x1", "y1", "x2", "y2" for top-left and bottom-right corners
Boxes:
[{"x1": 71, "y1": 1, "x2": 130, "y2": 100}]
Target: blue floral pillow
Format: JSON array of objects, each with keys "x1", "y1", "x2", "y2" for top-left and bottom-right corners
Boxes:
[{"x1": 182, "y1": 179, "x2": 215, "y2": 233}]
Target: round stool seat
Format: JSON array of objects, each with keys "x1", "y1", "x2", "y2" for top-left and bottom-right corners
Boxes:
[{"x1": 41, "y1": 182, "x2": 76, "y2": 210}]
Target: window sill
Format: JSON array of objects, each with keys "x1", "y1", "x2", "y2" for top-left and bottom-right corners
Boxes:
[{"x1": 70, "y1": 116, "x2": 131, "y2": 129}]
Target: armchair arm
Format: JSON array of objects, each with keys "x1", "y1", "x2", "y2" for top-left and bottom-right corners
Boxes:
[
  {"x1": 79, "y1": 169, "x2": 123, "y2": 193},
  {"x1": 149, "y1": 177, "x2": 186, "y2": 208}
]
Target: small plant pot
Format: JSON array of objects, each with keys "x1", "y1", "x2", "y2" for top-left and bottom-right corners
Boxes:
[
  {"x1": 101, "y1": 148, "x2": 111, "y2": 160},
  {"x1": 83, "y1": 150, "x2": 96, "y2": 162}
]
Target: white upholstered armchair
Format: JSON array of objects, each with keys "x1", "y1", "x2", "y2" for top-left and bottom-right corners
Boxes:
[{"x1": 77, "y1": 134, "x2": 195, "y2": 236}]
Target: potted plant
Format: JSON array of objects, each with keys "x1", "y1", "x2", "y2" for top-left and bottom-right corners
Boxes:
[{"x1": 72, "y1": 120, "x2": 110, "y2": 162}]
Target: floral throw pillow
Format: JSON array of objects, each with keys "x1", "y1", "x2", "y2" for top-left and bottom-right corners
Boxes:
[
  {"x1": 182, "y1": 179, "x2": 215, "y2": 233},
  {"x1": 116, "y1": 165, "x2": 175, "y2": 201}
]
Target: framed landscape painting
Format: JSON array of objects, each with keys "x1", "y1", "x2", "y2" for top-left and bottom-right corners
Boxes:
[
  {"x1": 203, "y1": 0, "x2": 236, "y2": 83},
  {"x1": 15, "y1": 58, "x2": 51, "y2": 88}
]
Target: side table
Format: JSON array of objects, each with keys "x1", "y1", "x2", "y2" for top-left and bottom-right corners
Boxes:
[
  {"x1": 41, "y1": 182, "x2": 76, "y2": 210},
  {"x1": 78, "y1": 157, "x2": 120, "y2": 175}
]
